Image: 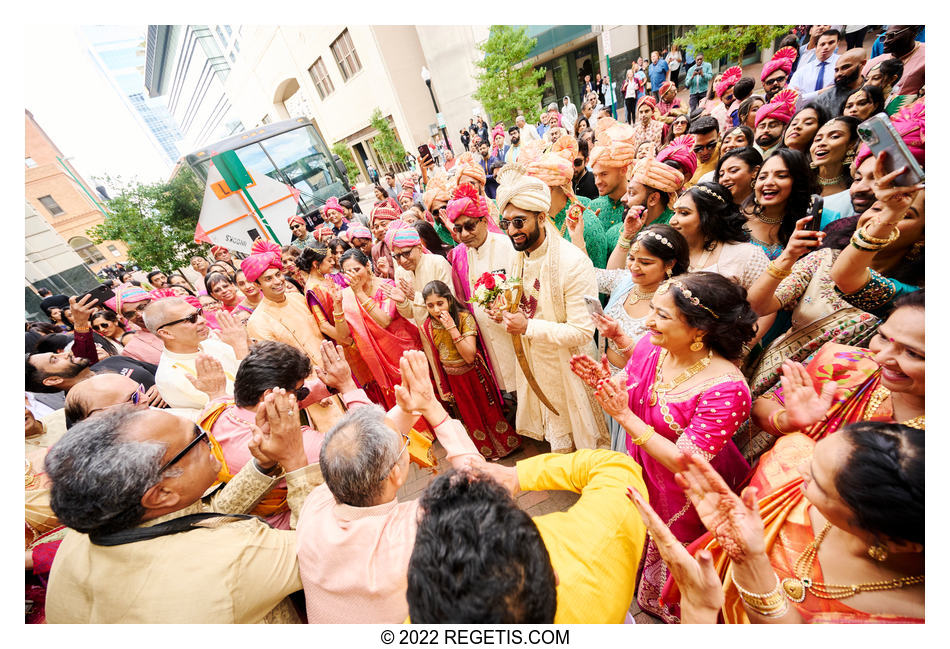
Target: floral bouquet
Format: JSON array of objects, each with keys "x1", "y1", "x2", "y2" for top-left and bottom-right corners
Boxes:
[{"x1": 470, "y1": 271, "x2": 516, "y2": 311}]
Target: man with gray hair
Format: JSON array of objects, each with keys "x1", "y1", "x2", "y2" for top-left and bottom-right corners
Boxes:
[
  {"x1": 516, "y1": 114, "x2": 540, "y2": 143},
  {"x1": 144, "y1": 297, "x2": 248, "y2": 412},
  {"x1": 44, "y1": 390, "x2": 322, "y2": 622},
  {"x1": 295, "y1": 350, "x2": 485, "y2": 623}
]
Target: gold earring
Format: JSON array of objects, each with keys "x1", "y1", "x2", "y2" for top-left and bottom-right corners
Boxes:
[
  {"x1": 867, "y1": 542, "x2": 888, "y2": 562},
  {"x1": 690, "y1": 336, "x2": 704, "y2": 352},
  {"x1": 666, "y1": 267, "x2": 673, "y2": 279}
]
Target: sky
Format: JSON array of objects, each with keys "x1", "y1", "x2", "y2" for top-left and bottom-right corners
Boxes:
[{"x1": 23, "y1": 24, "x2": 173, "y2": 189}]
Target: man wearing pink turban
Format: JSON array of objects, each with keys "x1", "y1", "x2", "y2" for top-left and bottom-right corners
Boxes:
[
  {"x1": 444, "y1": 182, "x2": 518, "y2": 393},
  {"x1": 709, "y1": 65, "x2": 743, "y2": 133},
  {"x1": 344, "y1": 224, "x2": 373, "y2": 256},
  {"x1": 761, "y1": 46, "x2": 797, "y2": 101},
  {"x1": 454, "y1": 152, "x2": 502, "y2": 223},
  {"x1": 369, "y1": 203, "x2": 400, "y2": 279},
  {"x1": 104, "y1": 285, "x2": 164, "y2": 365},
  {"x1": 322, "y1": 197, "x2": 349, "y2": 236},
  {"x1": 632, "y1": 96, "x2": 664, "y2": 158},
  {"x1": 754, "y1": 88, "x2": 799, "y2": 159},
  {"x1": 244, "y1": 239, "x2": 347, "y2": 432}
]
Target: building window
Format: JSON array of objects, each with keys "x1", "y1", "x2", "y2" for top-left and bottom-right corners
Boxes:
[
  {"x1": 107, "y1": 245, "x2": 121, "y2": 257},
  {"x1": 308, "y1": 57, "x2": 335, "y2": 99},
  {"x1": 37, "y1": 195, "x2": 64, "y2": 216},
  {"x1": 25, "y1": 157, "x2": 37, "y2": 168},
  {"x1": 331, "y1": 29, "x2": 362, "y2": 81},
  {"x1": 69, "y1": 236, "x2": 106, "y2": 264}
]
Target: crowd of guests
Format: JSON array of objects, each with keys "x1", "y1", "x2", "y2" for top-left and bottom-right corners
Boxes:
[{"x1": 24, "y1": 25, "x2": 924, "y2": 625}]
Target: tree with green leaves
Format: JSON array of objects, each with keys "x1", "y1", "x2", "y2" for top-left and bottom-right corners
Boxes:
[
  {"x1": 675, "y1": 25, "x2": 795, "y2": 62},
  {"x1": 88, "y1": 166, "x2": 208, "y2": 272},
  {"x1": 369, "y1": 108, "x2": 408, "y2": 173},
  {"x1": 473, "y1": 25, "x2": 550, "y2": 126},
  {"x1": 332, "y1": 142, "x2": 361, "y2": 184}
]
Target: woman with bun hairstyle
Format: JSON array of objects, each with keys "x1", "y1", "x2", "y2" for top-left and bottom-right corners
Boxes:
[{"x1": 571, "y1": 271, "x2": 757, "y2": 623}]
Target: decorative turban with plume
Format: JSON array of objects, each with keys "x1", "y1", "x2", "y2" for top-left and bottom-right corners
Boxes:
[
  {"x1": 323, "y1": 196, "x2": 345, "y2": 216},
  {"x1": 755, "y1": 88, "x2": 799, "y2": 127},
  {"x1": 854, "y1": 100, "x2": 925, "y2": 169},
  {"x1": 714, "y1": 66, "x2": 743, "y2": 98},
  {"x1": 761, "y1": 46, "x2": 798, "y2": 82},
  {"x1": 495, "y1": 165, "x2": 552, "y2": 215},
  {"x1": 345, "y1": 224, "x2": 372, "y2": 241},
  {"x1": 589, "y1": 121, "x2": 638, "y2": 169},
  {"x1": 656, "y1": 134, "x2": 698, "y2": 181},
  {"x1": 455, "y1": 152, "x2": 487, "y2": 186},
  {"x1": 445, "y1": 182, "x2": 487, "y2": 223},
  {"x1": 240, "y1": 239, "x2": 283, "y2": 283}
]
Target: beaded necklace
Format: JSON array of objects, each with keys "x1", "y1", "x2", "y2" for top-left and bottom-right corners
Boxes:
[{"x1": 782, "y1": 522, "x2": 924, "y2": 602}]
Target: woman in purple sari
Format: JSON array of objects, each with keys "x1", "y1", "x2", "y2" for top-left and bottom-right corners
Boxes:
[{"x1": 572, "y1": 272, "x2": 756, "y2": 623}]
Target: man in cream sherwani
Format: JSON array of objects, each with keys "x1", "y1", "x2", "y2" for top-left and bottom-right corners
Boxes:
[{"x1": 492, "y1": 168, "x2": 609, "y2": 452}]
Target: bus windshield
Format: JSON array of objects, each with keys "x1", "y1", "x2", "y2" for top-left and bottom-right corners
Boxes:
[{"x1": 185, "y1": 121, "x2": 349, "y2": 211}]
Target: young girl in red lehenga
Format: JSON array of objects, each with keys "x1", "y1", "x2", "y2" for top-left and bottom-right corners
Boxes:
[{"x1": 420, "y1": 281, "x2": 520, "y2": 459}]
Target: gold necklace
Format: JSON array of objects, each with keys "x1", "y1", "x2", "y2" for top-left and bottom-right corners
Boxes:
[
  {"x1": 818, "y1": 173, "x2": 846, "y2": 187},
  {"x1": 755, "y1": 211, "x2": 784, "y2": 225},
  {"x1": 625, "y1": 285, "x2": 656, "y2": 307},
  {"x1": 864, "y1": 385, "x2": 925, "y2": 429},
  {"x1": 649, "y1": 348, "x2": 713, "y2": 407},
  {"x1": 688, "y1": 242, "x2": 717, "y2": 272},
  {"x1": 782, "y1": 522, "x2": 924, "y2": 602}
]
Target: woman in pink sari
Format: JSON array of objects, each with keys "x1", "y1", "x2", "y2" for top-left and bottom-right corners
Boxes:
[
  {"x1": 572, "y1": 271, "x2": 756, "y2": 623},
  {"x1": 336, "y1": 247, "x2": 424, "y2": 410}
]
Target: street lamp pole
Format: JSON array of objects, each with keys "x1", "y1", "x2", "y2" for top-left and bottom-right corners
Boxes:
[{"x1": 421, "y1": 66, "x2": 451, "y2": 154}]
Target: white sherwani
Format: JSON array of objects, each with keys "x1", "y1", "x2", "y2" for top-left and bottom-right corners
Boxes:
[
  {"x1": 513, "y1": 223, "x2": 609, "y2": 452},
  {"x1": 463, "y1": 232, "x2": 518, "y2": 392},
  {"x1": 155, "y1": 338, "x2": 240, "y2": 413}
]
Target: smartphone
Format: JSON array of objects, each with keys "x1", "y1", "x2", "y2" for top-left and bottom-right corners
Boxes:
[
  {"x1": 417, "y1": 144, "x2": 433, "y2": 166},
  {"x1": 583, "y1": 295, "x2": 604, "y2": 317},
  {"x1": 80, "y1": 283, "x2": 115, "y2": 308},
  {"x1": 802, "y1": 195, "x2": 823, "y2": 232},
  {"x1": 856, "y1": 114, "x2": 924, "y2": 186}
]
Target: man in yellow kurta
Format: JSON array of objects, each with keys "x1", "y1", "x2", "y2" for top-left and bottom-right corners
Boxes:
[
  {"x1": 406, "y1": 449, "x2": 649, "y2": 623},
  {"x1": 243, "y1": 243, "x2": 345, "y2": 432},
  {"x1": 492, "y1": 168, "x2": 609, "y2": 452}
]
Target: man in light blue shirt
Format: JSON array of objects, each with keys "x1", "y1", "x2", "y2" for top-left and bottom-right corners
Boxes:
[
  {"x1": 685, "y1": 53, "x2": 712, "y2": 112},
  {"x1": 790, "y1": 29, "x2": 840, "y2": 94}
]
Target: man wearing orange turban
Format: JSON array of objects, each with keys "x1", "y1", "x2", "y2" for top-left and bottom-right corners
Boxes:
[
  {"x1": 422, "y1": 172, "x2": 461, "y2": 246},
  {"x1": 588, "y1": 117, "x2": 638, "y2": 239},
  {"x1": 520, "y1": 136, "x2": 609, "y2": 268}
]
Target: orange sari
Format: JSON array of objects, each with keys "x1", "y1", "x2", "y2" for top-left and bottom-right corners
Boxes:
[{"x1": 663, "y1": 433, "x2": 923, "y2": 623}]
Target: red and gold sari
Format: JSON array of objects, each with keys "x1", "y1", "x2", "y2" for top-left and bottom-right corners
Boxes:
[{"x1": 306, "y1": 274, "x2": 384, "y2": 405}]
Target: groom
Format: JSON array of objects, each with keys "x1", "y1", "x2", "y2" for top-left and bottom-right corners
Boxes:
[{"x1": 492, "y1": 168, "x2": 609, "y2": 452}]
